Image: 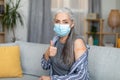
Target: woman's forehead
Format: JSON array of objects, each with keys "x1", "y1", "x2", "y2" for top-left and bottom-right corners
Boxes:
[{"x1": 55, "y1": 12, "x2": 71, "y2": 19}]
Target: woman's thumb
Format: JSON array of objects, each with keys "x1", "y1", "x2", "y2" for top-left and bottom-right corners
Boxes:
[{"x1": 50, "y1": 40, "x2": 54, "y2": 46}]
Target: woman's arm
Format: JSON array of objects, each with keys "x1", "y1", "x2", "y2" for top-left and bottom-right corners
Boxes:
[
  {"x1": 41, "y1": 56, "x2": 51, "y2": 70},
  {"x1": 41, "y1": 41, "x2": 57, "y2": 70},
  {"x1": 41, "y1": 48, "x2": 51, "y2": 70},
  {"x1": 74, "y1": 39, "x2": 87, "y2": 61}
]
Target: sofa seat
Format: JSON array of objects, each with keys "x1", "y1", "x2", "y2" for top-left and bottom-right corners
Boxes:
[{"x1": 0, "y1": 74, "x2": 39, "y2": 80}]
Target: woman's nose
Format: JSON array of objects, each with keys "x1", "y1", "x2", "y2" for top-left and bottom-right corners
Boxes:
[{"x1": 59, "y1": 21, "x2": 64, "y2": 24}]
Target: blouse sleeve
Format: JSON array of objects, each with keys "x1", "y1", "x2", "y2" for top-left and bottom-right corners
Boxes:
[
  {"x1": 50, "y1": 63, "x2": 88, "y2": 80},
  {"x1": 50, "y1": 51, "x2": 89, "y2": 80},
  {"x1": 41, "y1": 55, "x2": 51, "y2": 70}
]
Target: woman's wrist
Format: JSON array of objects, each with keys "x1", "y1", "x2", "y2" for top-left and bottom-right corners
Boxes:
[{"x1": 44, "y1": 52, "x2": 50, "y2": 60}]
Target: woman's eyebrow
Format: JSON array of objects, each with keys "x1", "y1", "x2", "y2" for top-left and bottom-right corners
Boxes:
[{"x1": 63, "y1": 19, "x2": 69, "y2": 21}]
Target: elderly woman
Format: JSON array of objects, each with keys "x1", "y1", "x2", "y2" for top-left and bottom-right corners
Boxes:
[{"x1": 39, "y1": 8, "x2": 89, "y2": 80}]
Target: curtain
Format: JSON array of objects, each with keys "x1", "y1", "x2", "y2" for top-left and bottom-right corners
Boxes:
[
  {"x1": 28, "y1": 0, "x2": 54, "y2": 44},
  {"x1": 51, "y1": 0, "x2": 88, "y2": 36},
  {"x1": 88, "y1": 0, "x2": 101, "y2": 18}
]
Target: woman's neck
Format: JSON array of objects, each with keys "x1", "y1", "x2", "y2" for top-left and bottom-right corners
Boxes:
[{"x1": 59, "y1": 36, "x2": 68, "y2": 44}]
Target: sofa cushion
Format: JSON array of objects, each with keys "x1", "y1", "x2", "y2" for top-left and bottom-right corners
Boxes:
[
  {"x1": 0, "y1": 74, "x2": 39, "y2": 80},
  {"x1": 88, "y1": 46, "x2": 120, "y2": 80},
  {"x1": 0, "y1": 46, "x2": 23, "y2": 78},
  {"x1": 0, "y1": 43, "x2": 16, "y2": 46},
  {"x1": 15, "y1": 41, "x2": 49, "y2": 77}
]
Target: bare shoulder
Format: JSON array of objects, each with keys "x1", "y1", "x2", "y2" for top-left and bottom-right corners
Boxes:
[{"x1": 74, "y1": 39, "x2": 87, "y2": 60}]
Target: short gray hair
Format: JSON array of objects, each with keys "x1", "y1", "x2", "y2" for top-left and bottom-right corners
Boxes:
[{"x1": 53, "y1": 7, "x2": 75, "y2": 21}]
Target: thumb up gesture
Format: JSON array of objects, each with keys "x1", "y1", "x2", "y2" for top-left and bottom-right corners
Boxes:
[{"x1": 49, "y1": 40, "x2": 57, "y2": 57}]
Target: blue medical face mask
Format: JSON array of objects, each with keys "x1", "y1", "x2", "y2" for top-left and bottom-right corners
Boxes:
[{"x1": 53, "y1": 24, "x2": 71, "y2": 37}]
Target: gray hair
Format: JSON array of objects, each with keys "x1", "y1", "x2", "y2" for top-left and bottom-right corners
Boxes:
[{"x1": 53, "y1": 7, "x2": 75, "y2": 21}]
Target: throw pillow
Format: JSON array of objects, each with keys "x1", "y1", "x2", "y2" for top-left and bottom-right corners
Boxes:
[{"x1": 0, "y1": 46, "x2": 23, "y2": 78}]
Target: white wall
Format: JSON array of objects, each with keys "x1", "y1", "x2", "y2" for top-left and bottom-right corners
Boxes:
[
  {"x1": 102, "y1": 0, "x2": 120, "y2": 32},
  {"x1": 5, "y1": 0, "x2": 29, "y2": 42},
  {"x1": 116, "y1": 0, "x2": 120, "y2": 10},
  {"x1": 101, "y1": 0, "x2": 116, "y2": 32},
  {"x1": 116, "y1": 0, "x2": 120, "y2": 32},
  {"x1": 101, "y1": 0, "x2": 120, "y2": 44}
]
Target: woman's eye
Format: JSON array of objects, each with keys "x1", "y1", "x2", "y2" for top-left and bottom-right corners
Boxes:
[
  {"x1": 55, "y1": 21, "x2": 59, "y2": 23},
  {"x1": 64, "y1": 22, "x2": 69, "y2": 24}
]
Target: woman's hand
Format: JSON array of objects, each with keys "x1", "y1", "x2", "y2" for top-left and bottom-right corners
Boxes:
[
  {"x1": 44, "y1": 40, "x2": 57, "y2": 60},
  {"x1": 49, "y1": 40, "x2": 57, "y2": 57},
  {"x1": 39, "y1": 76, "x2": 51, "y2": 80}
]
